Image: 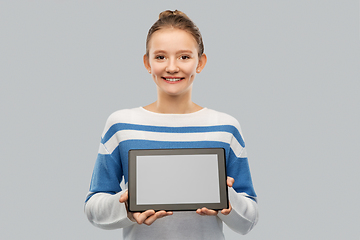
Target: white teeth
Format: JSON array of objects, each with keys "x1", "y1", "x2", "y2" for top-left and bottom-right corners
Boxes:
[{"x1": 165, "y1": 78, "x2": 182, "y2": 82}]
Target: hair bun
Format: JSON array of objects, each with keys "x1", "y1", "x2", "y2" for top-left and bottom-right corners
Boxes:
[{"x1": 159, "y1": 10, "x2": 189, "y2": 20}]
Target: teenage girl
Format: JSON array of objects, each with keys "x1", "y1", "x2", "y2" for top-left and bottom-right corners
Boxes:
[{"x1": 85, "y1": 10, "x2": 258, "y2": 240}]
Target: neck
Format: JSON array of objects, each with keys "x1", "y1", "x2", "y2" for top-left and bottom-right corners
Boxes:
[{"x1": 144, "y1": 91, "x2": 202, "y2": 114}]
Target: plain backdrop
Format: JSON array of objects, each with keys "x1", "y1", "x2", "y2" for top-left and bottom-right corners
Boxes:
[{"x1": 1, "y1": 0, "x2": 359, "y2": 239}]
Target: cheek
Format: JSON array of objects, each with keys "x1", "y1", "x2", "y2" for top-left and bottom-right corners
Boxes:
[
  {"x1": 184, "y1": 63, "x2": 198, "y2": 76},
  {"x1": 150, "y1": 63, "x2": 163, "y2": 76},
  {"x1": 180, "y1": 62, "x2": 198, "y2": 72}
]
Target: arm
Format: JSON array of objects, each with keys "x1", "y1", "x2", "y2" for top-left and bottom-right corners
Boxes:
[
  {"x1": 85, "y1": 191, "x2": 135, "y2": 230},
  {"x1": 217, "y1": 187, "x2": 258, "y2": 235},
  {"x1": 220, "y1": 121, "x2": 259, "y2": 234},
  {"x1": 219, "y1": 144, "x2": 259, "y2": 234},
  {"x1": 84, "y1": 121, "x2": 135, "y2": 229},
  {"x1": 85, "y1": 131, "x2": 172, "y2": 228}
]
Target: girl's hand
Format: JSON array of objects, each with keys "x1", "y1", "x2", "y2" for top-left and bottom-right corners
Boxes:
[
  {"x1": 119, "y1": 190, "x2": 173, "y2": 226},
  {"x1": 196, "y1": 177, "x2": 234, "y2": 216}
]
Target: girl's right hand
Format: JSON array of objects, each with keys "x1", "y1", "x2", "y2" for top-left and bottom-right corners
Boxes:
[{"x1": 119, "y1": 190, "x2": 173, "y2": 226}]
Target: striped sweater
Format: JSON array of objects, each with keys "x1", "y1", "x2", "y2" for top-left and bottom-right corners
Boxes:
[{"x1": 85, "y1": 107, "x2": 258, "y2": 240}]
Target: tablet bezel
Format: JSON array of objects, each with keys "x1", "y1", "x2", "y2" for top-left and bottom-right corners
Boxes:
[{"x1": 128, "y1": 148, "x2": 228, "y2": 212}]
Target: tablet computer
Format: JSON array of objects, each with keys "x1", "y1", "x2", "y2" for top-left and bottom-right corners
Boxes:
[{"x1": 128, "y1": 148, "x2": 228, "y2": 212}]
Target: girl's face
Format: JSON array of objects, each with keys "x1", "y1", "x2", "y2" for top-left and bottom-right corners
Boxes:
[{"x1": 144, "y1": 28, "x2": 206, "y2": 97}]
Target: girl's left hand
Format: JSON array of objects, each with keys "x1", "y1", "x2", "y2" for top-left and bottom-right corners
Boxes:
[{"x1": 196, "y1": 176, "x2": 234, "y2": 216}]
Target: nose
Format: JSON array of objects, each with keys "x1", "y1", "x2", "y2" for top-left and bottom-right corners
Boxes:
[{"x1": 165, "y1": 58, "x2": 179, "y2": 73}]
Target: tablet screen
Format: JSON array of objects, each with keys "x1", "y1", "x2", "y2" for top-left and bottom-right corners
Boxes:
[{"x1": 136, "y1": 154, "x2": 220, "y2": 205}]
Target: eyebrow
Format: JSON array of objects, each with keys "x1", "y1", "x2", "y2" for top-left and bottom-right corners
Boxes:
[
  {"x1": 176, "y1": 50, "x2": 194, "y2": 54},
  {"x1": 152, "y1": 50, "x2": 195, "y2": 55},
  {"x1": 153, "y1": 50, "x2": 166, "y2": 54}
]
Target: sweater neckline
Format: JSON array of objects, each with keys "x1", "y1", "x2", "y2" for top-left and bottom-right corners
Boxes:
[{"x1": 139, "y1": 106, "x2": 207, "y2": 116}]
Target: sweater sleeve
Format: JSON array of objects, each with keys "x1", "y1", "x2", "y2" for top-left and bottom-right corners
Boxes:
[
  {"x1": 217, "y1": 153, "x2": 259, "y2": 234},
  {"x1": 217, "y1": 152, "x2": 259, "y2": 234},
  {"x1": 85, "y1": 191, "x2": 135, "y2": 229},
  {"x1": 84, "y1": 144, "x2": 136, "y2": 229},
  {"x1": 217, "y1": 120, "x2": 259, "y2": 234},
  {"x1": 84, "y1": 114, "x2": 136, "y2": 229},
  {"x1": 217, "y1": 187, "x2": 259, "y2": 234}
]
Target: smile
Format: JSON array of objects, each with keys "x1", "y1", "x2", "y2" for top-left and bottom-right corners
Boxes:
[{"x1": 162, "y1": 77, "x2": 184, "y2": 82}]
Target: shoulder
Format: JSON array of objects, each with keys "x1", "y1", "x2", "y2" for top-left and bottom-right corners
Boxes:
[
  {"x1": 206, "y1": 109, "x2": 246, "y2": 148},
  {"x1": 101, "y1": 107, "x2": 142, "y2": 136},
  {"x1": 205, "y1": 108, "x2": 242, "y2": 129},
  {"x1": 106, "y1": 107, "x2": 141, "y2": 124}
]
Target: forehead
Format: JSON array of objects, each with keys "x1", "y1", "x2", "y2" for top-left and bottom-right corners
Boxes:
[{"x1": 148, "y1": 28, "x2": 198, "y2": 53}]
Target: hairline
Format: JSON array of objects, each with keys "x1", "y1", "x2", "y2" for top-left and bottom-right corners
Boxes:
[{"x1": 146, "y1": 26, "x2": 203, "y2": 58}]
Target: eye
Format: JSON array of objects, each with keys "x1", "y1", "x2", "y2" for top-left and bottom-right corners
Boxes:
[
  {"x1": 155, "y1": 55, "x2": 165, "y2": 60},
  {"x1": 180, "y1": 55, "x2": 190, "y2": 60}
]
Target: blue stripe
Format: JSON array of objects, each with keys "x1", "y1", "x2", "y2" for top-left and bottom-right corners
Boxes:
[
  {"x1": 102, "y1": 123, "x2": 245, "y2": 147},
  {"x1": 227, "y1": 150, "x2": 257, "y2": 198},
  {"x1": 88, "y1": 153, "x2": 123, "y2": 198},
  {"x1": 85, "y1": 191, "x2": 116, "y2": 202}
]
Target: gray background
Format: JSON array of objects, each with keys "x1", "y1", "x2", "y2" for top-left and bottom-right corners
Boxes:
[{"x1": 1, "y1": 0, "x2": 359, "y2": 239}]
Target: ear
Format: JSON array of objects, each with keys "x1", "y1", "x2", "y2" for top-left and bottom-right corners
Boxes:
[
  {"x1": 196, "y1": 53, "x2": 207, "y2": 73},
  {"x1": 143, "y1": 54, "x2": 151, "y2": 73}
]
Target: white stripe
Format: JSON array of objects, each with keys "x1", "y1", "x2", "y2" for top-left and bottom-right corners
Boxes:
[
  {"x1": 102, "y1": 108, "x2": 242, "y2": 137},
  {"x1": 231, "y1": 136, "x2": 247, "y2": 158},
  {"x1": 98, "y1": 143, "x2": 108, "y2": 154},
  {"x1": 101, "y1": 130, "x2": 245, "y2": 158},
  {"x1": 240, "y1": 148, "x2": 248, "y2": 158},
  {"x1": 120, "y1": 176, "x2": 127, "y2": 190}
]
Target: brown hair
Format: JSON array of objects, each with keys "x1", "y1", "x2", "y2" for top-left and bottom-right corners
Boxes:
[{"x1": 146, "y1": 10, "x2": 204, "y2": 58}]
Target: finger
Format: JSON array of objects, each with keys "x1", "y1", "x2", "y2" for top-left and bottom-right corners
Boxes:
[
  {"x1": 154, "y1": 210, "x2": 173, "y2": 219},
  {"x1": 221, "y1": 209, "x2": 230, "y2": 215},
  {"x1": 132, "y1": 212, "x2": 141, "y2": 222},
  {"x1": 119, "y1": 190, "x2": 128, "y2": 203},
  {"x1": 161, "y1": 211, "x2": 173, "y2": 217},
  {"x1": 196, "y1": 207, "x2": 218, "y2": 216},
  {"x1": 144, "y1": 210, "x2": 172, "y2": 226},
  {"x1": 220, "y1": 202, "x2": 232, "y2": 215},
  {"x1": 143, "y1": 214, "x2": 158, "y2": 226},
  {"x1": 133, "y1": 210, "x2": 155, "y2": 224},
  {"x1": 227, "y1": 177, "x2": 235, "y2": 187}
]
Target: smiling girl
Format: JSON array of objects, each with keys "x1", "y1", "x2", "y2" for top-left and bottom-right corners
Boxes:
[{"x1": 85, "y1": 10, "x2": 258, "y2": 240}]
